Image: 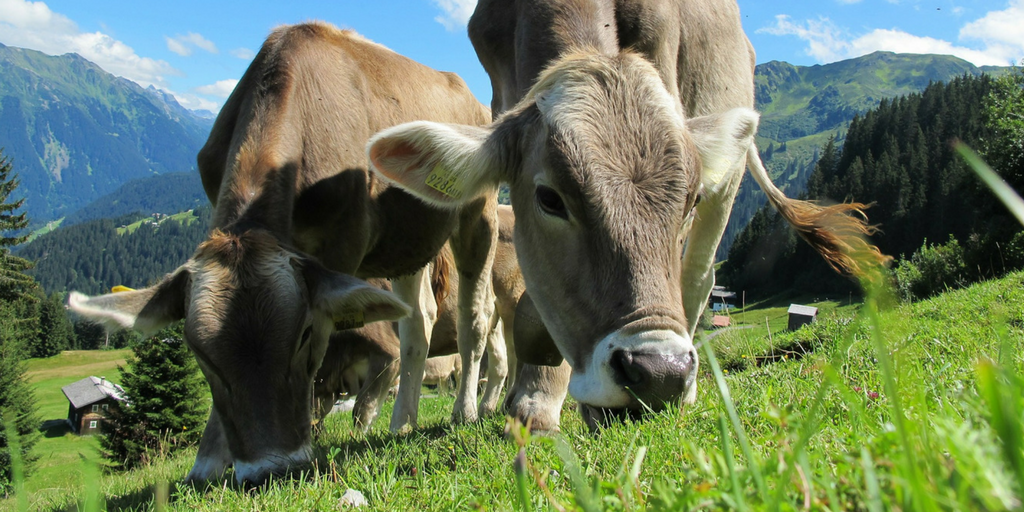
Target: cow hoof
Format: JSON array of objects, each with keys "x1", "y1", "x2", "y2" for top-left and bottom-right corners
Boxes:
[
  {"x1": 450, "y1": 409, "x2": 479, "y2": 424},
  {"x1": 578, "y1": 404, "x2": 645, "y2": 432}
]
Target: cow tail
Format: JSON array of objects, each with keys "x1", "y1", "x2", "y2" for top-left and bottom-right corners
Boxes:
[
  {"x1": 431, "y1": 244, "x2": 455, "y2": 309},
  {"x1": 745, "y1": 144, "x2": 891, "y2": 279}
]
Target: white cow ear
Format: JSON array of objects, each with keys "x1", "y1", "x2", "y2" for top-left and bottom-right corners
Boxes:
[
  {"x1": 367, "y1": 121, "x2": 501, "y2": 208},
  {"x1": 688, "y1": 108, "x2": 759, "y2": 192},
  {"x1": 68, "y1": 266, "x2": 191, "y2": 336},
  {"x1": 304, "y1": 263, "x2": 411, "y2": 330}
]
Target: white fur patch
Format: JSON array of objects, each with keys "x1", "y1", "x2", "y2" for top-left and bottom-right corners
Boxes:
[{"x1": 567, "y1": 329, "x2": 695, "y2": 408}]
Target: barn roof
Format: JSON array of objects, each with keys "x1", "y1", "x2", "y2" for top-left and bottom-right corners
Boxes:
[
  {"x1": 710, "y1": 286, "x2": 737, "y2": 300},
  {"x1": 712, "y1": 315, "x2": 731, "y2": 328},
  {"x1": 61, "y1": 376, "x2": 125, "y2": 410},
  {"x1": 787, "y1": 304, "x2": 818, "y2": 317}
]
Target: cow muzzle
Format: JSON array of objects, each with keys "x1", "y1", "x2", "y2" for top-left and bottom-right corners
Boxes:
[
  {"x1": 568, "y1": 329, "x2": 698, "y2": 411},
  {"x1": 232, "y1": 445, "x2": 313, "y2": 486}
]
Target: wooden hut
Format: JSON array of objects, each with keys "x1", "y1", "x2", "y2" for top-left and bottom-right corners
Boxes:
[
  {"x1": 787, "y1": 304, "x2": 818, "y2": 331},
  {"x1": 61, "y1": 376, "x2": 125, "y2": 435}
]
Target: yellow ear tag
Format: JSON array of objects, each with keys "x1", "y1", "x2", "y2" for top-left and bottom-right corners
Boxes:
[
  {"x1": 424, "y1": 164, "x2": 464, "y2": 199},
  {"x1": 333, "y1": 311, "x2": 365, "y2": 331},
  {"x1": 111, "y1": 285, "x2": 135, "y2": 293}
]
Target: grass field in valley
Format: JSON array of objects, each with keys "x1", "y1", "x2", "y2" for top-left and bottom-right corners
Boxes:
[{"x1": 6, "y1": 272, "x2": 1024, "y2": 511}]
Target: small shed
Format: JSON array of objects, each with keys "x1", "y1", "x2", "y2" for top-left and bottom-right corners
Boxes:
[
  {"x1": 61, "y1": 376, "x2": 125, "y2": 435},
  {"x1": 787, "y1": 304, "x2": 818, "y2": 331},
  {"x1": 711, "y1": 315, "x2": 731, "y2": 328},
  {"x1": 709, "y1": 286, "x2": 738, "y2": 311}
]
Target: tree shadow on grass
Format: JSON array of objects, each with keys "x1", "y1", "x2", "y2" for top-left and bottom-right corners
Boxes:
[{"x1": 40, "y1": 419, "x2": 72, "y2": 438}]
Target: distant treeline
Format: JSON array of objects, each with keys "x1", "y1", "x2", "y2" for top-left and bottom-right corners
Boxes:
[
  {"x1": 19, "y1": 206, "x2": 212, "y2": 295},
  {"x1": 722, "y1": 72, "x2": 1024, "y2": 296}
]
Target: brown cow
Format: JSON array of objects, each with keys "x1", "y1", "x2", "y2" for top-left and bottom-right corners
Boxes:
[
  {"x1": 68, "y1": 22, "x2": 494, "y2": 484},
  {"x1": 368, "y1": 0, "x2": 883, "y2": 431},
  {"x1": 315, "y1": 207, "x2": 522, "y2": 428}
]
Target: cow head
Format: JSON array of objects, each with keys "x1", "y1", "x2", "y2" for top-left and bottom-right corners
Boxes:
[
  {"x1": 68, "y1": 229, "x2": 409, "y2": 484},
  {"x1": 368, "y1": 52, "x2": 755, "y2": 416}
]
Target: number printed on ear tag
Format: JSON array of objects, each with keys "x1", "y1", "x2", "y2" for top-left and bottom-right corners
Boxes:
[
  {"x1": 334, "y1": 311, "x2": 365, "y2": 330},
  {"x1": 424, "y1": 165, "x2": 464, "y2": 199}
]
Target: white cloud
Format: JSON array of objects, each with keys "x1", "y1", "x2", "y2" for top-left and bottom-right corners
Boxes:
[
  {"x1": 433, "y1": 0, "x2": 476, "y2": 31},
  {"x1": 758, "y1": 15, "x2": 849, "y2": 62},
  {"x1": 165, "y1": 32, "x2": 218, "y2": 57},
  {"x1": 759, "y1": 9, "x2": 1019, "y2": 67},
  {"x1": 195, "y1": 79, "x2": 238, "y2": 98},
  {"x1": 172, "y1": 92, "x2": 219, "y2": 112},
  {"x1": 230, "y1": 47, "x2": 255, "y2": 60},
  {"x1": 959, "y1": 0, "x2": 1024, "y2": 65},
  {"x1": 0, "y1": 0, "x2": 179, "y2": 88}
]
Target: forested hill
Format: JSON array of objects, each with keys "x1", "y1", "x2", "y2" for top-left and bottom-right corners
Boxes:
[
  {"x1": 722, "y1": 72, "x2": 1024, "y2": 295},
  {"x1": 19, "y1": 207, "x2": 212, "y2": 295},
  {"x1": 0, "y1": 43, "x2": 212, "y2": 225},
  {"x1": 63, "y1": 171, "x2": 208, "y2": 226},
  {"x1": 718, "y1": 51, "x2": 1007, "y2": 261}
]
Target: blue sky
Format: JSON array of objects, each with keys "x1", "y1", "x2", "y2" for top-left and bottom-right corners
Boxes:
[{"x1": 1, "y1": 0, "x2": 1021, "y2": 112}]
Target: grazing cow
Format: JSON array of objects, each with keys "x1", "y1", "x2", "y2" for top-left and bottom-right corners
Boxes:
[
  {"x1": 68, "y1": 22, "x2": 494, "y2": 484},
  {"x1": 368, "y1": 0, "x2": 883, "y2": 431},
  {"x1": 315, "y1": 209, "x2": 522, "y2": 428}
]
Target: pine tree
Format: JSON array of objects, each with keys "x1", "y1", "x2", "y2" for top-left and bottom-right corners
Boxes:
[
  {"x1": 31, "y1": 292, "x2": 76, "y2": 358},
  {"x1": 102, "y1": 323, "x2": 208, "y2": 470},
  {"x1": 0, "y1": 151, "x2": 34, "y2": 302},
  {"x1": 0, "y1": 150, "x2": 39, "y2": 496}
]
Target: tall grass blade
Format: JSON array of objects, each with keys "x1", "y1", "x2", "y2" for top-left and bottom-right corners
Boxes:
[
  {"x1": 718, "y1": 414, "x2": 747, "y2": 511},
  {"x1": 860, "y1": 446, "x2": 884, "y2": 512},
  {"x1": 956, "y1": 142, "x2": 1024, "y2": 226},
  {"x1": 976, "y1": 358, "x2": 1024, "y2": 496},
  {"x1": 3, "y1": 409, "x2": 27, "y2": 512},
  {"x1": 79, "y1": 453, "x2": 103, "y2": 512},
  {"x1": 861, "y1": 286, "x2": 935, "y2": 511},
  {"x1": 555, "y1": 437, "x2": 600, "y2": 512},
  {"x1": 513, "y1": 448, "x2": 534, "y2": 512},
  {"x1": 702, "y1": 339, "x2": 768, "y2": 502}
]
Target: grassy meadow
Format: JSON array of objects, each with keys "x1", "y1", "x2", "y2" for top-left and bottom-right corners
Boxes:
[{"x1": 5, "y1": 271, "x2": 1024, "y2": 511}]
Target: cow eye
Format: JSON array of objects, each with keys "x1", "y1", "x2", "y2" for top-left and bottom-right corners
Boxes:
[
  {"x1": 535, "y1": 185, "x2": 567, "y2": 219},
  {"x1": 300, "y1": 326, "x2": 313, "y2": 346}
]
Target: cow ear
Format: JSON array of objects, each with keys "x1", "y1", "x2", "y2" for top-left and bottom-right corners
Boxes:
[
  {"x1": 68, "y1": 266, "x2": 191, "y2": 336},
  {"x1": 687, "y1": 108, "x2": 759, "y2": 192},
  {"x1": 367, "y1": 121, "x2": 501, "y2": 208},
  {"x1": 513, "y1": 292, "x2": 564, "y2": 367},
  {"x1": 304, "y1": 263, "x2": 411, "y2": 330}
]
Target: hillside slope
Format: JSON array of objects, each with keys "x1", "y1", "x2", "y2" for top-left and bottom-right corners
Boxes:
[
  {"x1": 0, "y1": 43, "x2": 212, "y2": 225},
  {"x1": 719, "y1": 51, "x2": 1006, "y2": 260}
]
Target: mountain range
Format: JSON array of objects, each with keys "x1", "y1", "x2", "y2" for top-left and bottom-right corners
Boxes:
[{"x1": 0, "y1": 42, "x2": 212, "y2": 225}]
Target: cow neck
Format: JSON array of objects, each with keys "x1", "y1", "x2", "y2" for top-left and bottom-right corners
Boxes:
[
  {"x1": 512, "y1": 0, "x2": 619, "y2": 101},
  {"x1": 213, "y1": 160, "x2": 297, "y2": 241}
]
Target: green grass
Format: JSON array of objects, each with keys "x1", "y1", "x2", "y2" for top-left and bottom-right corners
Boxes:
[
  {"x1": 23, "y1": 218, "x2": 65, "y2": 245},
  {"x1": 5, "y1": 272, "x2": 1024, "y2": 511},
  {"x1": 17, "y1": 350, "x2": 129, "y2": 503},
  {"x1": 116, "y1": 210, "x2": 198, "y2": 236}
]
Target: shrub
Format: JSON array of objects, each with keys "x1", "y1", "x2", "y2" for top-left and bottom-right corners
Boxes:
[
  {"x1": 894, "y1": 236, "x2": 968, "y2": 302},
  {"x1": 101, "y1": 323, "x2": 208, "y2": 470}
]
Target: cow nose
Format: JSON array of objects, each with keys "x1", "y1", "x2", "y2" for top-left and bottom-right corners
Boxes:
[{"x1": 609, "y1": 348, "x2": 696, "y2": 403}]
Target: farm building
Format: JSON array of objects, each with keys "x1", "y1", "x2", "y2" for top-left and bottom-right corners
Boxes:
[
  {"x1": 709, "y1": 286, "x2": 737, "y2": 312},
  {"x1": 711, "y1": 315, "x2": 731, "y2": 328},
  {"x1": 61, "y1": 376, "x2": 125, "y2": 435},
  {"x1": 787, "y1": 304, "x2": 818, "y2": 331}
]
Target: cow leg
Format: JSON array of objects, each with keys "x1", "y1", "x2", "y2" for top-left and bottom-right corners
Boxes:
[
  {"x1": 450, "y1": 196, "x2": 499, "y2": 423},
  {"x1": 390, "y1": 268, "x2": 437, "y2": 433},
  {"x1": 478, "y1": 315, "x2": 508, "y2": 416},
  {"x1": 185, "y1": 408, "x2": 232, "y2": 483},
  {"x1": 502, "y1": 361, "x2": 571, "y2": 433},
  {"x1": 679, "y1": 165, "x2": 745, "y2": 403},
  {"x1": 353, "y1": 353, "x2": 399, "y2": 431}
]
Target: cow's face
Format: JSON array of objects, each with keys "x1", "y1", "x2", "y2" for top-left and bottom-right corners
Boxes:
[
  {"x1": 68, "y1": 229, "x2": 409, "y2": 484},
  {"x1": 368, "y1": 52, "x2": 756, "y2": 415}
]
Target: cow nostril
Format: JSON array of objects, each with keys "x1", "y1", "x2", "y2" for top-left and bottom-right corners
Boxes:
[{"x1": 611, "y1": 349, "x2": 644, "y2": 386}]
